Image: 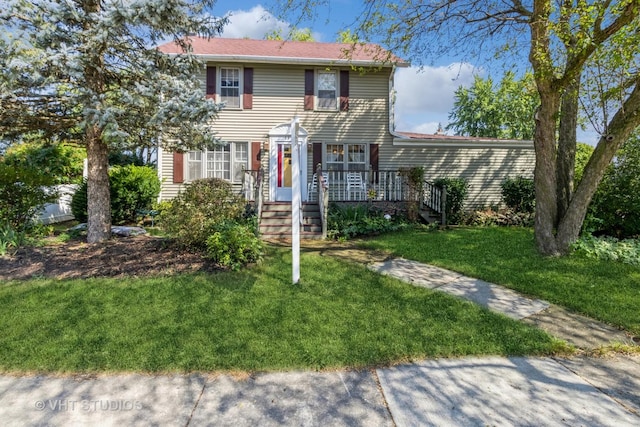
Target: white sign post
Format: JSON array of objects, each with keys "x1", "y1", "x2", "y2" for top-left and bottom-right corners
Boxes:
[{"x1": 291, "y1": 117, "x2": 301, "y2": 284}]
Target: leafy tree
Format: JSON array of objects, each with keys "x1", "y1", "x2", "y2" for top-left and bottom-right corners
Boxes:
[
  {"x1": 3, "y1": 139, "x2": 85, "y2": 185},
  {"x1": 447, "y1": 72, "x2": 538, "y2": 139},
  {"x1": 1, "y1": 0, "x2": 225, "y2": 242},
  {"x1": 274, "y1": 0, "x2": 640, "y2": 255},
  {"x1": 587, "y1": 133, "x2": 640, "y2": 238},
  {"x1": 265, "y1": 27, "x2": 314, "y2": 41}
]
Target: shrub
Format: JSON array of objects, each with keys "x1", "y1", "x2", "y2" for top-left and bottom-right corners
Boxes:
[
  {"x1": 572, "y1": 235, "x2": 640, "y2": 267},
  {"x1": 206, "y1": 221, "x2": 263, "y2": 270},
  {"x1": 584, "y1": 134, "x2": 640, "y2": 238},
  {"x1": 501, "y1": 176, "x2": 535, "y2": 213},
  {"x1": 0, "y1": 162, "x2": 57, "y2": 229},
  {"x1": 109, "y1": 165, "x2": 160, "y2": 224},
  {"x1": 0, "y1": 223, "x2": 25, "y2": 256},
  {"x1": 71, "y1": 165, "x2": 160, "y2": 224},
  {"x1": 3, "y1": 140, "x2": 85, "y2": 185},
  {"x1": 327, "y1": 203, "x2": 408, "y2": 240},
  {"x1": 464, "y1": 208, "x2": 534, "y2": 227},
  {"x1": 159, "y1": 178, "x2": 245, "y2": 249},
  {"x1": 399, "y1": 166, "x2": 424, "y2": 222},
  {"x1": 433, "y1": 177, "x2": 469, "y2": 224}
]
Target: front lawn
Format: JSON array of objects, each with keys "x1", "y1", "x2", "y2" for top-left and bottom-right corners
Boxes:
[
  {"x1": 0, "y1": 247, "x2": 564, "y2": 373},
  {"x1": 361, "y1": 227, "x2": 640, "y2": 336}
]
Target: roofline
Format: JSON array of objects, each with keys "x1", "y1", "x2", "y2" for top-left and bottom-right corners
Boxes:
[
  {"x1": 393, "y1": 138, "x2": 533, "y2": 149},
  {"x1": 188, "y1": 53, "x2": 408, "y2": 68}
]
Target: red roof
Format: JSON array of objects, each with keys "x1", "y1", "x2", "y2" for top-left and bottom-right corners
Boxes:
[{"x1": 157, "y1": 37, "x2": 407, "y2": 67}]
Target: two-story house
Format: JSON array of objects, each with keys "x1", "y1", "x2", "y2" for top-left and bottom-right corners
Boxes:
[{"x1": 156, "y1": 37, "x2": 535, "y2": 226}]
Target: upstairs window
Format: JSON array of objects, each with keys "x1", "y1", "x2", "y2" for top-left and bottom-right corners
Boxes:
[
  {"x1": 317, "y1": 70, "x2": 337, "y2": 110},
  {"x1": 220, "y1": 67, "x2": 240, "y2": 108}
]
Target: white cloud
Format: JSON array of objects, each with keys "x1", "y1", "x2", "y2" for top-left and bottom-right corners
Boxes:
[
  {"x1": 219, "y1": 5, "x2": 320, "y2": 40},
  {"x1": 220, "y1": 5, "x2": 289, "y2": 39},
  {"x1": 394, "y1": 63, "x2": 480, "y2": 133}
]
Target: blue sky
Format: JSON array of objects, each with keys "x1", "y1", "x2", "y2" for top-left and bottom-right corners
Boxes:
[{"x1": 209, "y1": 1, "x2": 481, "y2": 136}]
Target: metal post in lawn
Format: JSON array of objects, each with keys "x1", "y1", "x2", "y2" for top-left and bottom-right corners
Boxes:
[{"x1": 291, "y1": 116, "x2": 301, "y2": 284}]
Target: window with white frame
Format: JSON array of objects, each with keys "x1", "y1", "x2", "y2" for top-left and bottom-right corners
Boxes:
[
  {"x1": 325, "y1": 143, "x2": 367, "y2": 171},
  {"x1": 186, "y1": 142, "x2": 248, "y2": 182},
  {"x1": 317, "y1": 70, "x2": 337, "y2": 110},
  {"x1": 220, "y1": 67, "x2": 240, "y2": 108}
]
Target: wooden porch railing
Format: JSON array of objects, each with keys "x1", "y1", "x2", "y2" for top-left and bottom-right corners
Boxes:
[{"x1": 243, "y1": 168, "x2": 447, "y2": 224}]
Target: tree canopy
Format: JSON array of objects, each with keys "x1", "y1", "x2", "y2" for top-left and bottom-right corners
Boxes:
[
  {"x1": 1, "y1": 0, "x2": 226, "y2": 242},
  {"x1": 447, "y1": 72, "x2": 538, "y2": 140}
]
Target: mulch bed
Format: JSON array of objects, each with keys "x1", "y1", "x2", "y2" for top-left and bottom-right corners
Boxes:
[{"x1": 0, "y1": 236, "x2": 220, "y2": 280}]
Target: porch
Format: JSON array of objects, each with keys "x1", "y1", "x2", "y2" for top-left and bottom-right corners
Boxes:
[{"x1": 242, "y1": 168, "x2": 447, "y2": 239}]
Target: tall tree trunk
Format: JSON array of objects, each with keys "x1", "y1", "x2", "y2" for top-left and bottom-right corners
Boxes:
[
  {"x1": 556, "y1": 76, "x2": 580, "y2": 223},
  {"x1": 533, "y1": 93, "x2": 561, "y2": 256},
  {"x1": 86, "y1": 124, "x2": 111, "y2": 243},
  {"x1": 83, "y1": 0, "x2": 111, "y2": 243},
  {"x1": 555, "y1": 80, "x2": 640, "y2": 253}
]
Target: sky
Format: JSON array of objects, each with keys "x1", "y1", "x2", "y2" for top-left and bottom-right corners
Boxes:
[{"x1": 209, "y1": 1, "x2": 481, "y2": 136}]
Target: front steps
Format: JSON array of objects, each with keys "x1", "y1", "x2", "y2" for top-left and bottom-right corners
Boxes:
[{"x1": 260, "y1": 202, "x2": 323, "y2": 240}]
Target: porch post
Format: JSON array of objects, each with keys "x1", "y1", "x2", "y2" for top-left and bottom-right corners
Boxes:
[{"x1": 291, "y1": 117, "x2": 301, "y2": 284}]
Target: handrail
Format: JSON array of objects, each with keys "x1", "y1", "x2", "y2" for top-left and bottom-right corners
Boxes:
[
  {"x1": 423, "y1": 180, "x2": 447, "y2": 225},
  {"x1": 317, "y1": 163, "x2": 328, "y2": 239}
]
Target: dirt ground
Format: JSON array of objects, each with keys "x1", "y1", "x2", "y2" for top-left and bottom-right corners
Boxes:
[{"x1": 0, "y1": 235, "x2": 220, "y2": 280}]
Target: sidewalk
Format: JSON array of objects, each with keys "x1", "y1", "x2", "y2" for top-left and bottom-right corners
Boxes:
[
  {"x1": 1, "y1": 248, "x2": 639, "y2": 426},
  {"x1": 1, "y1": 355, "x2": 639, "y2": 426}
]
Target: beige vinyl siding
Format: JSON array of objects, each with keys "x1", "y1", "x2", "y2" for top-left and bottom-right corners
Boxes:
[
  {"x1": 381, "y1": 141, "x2": 535, "y2": 209},
  {"x1": 160, "y1": 63, "x2": 393, "y2": 200}
]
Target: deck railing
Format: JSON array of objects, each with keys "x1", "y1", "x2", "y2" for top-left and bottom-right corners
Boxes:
[{"x1": 243, "y1": 169, "x2": 446, "y2": 219}]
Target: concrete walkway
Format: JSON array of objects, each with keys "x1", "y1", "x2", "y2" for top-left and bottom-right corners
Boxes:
[
  {"x1": 2, "y1": 249, "x2": 639, "y2": 426},
  {"x1": 1, "y1": 355, "x2": 639, "y2": 426}
]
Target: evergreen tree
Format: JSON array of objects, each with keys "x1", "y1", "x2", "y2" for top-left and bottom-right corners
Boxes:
[{"x1": 1, "y1": 0, "x2": 225, "y2": 242}]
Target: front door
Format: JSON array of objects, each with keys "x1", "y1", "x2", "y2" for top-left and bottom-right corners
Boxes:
[
  {"x1": 269, "y1": 122, "x2": 309, "y2": 202},
  {"x1": 276, "y1": 143, "x2": 292, "y2": 201}
]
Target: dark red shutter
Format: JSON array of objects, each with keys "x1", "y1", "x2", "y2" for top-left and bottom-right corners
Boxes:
[
  {"x1": 312, "y1": 143, "x2": 322, "y2": 170},
  {"x1": 369, "y1": 144, "x2": 379, "y2": 184},
  {"x1": 340, "y1": 70, "x2": 349, "y2": 111},
  {"x1": 369, "y1": 144, "x2": 379, "y2": 171},
  {"x1": 173, "y1": 152, "x2": 184, "y2": 183},
  {"x1": 206, "y1": 67, "x2": 216, "y2": 99},
  {"x1": 304, "y1": 69, "x2": 314, "y2": 110},
  {"x1": 243, "y1": 68, "x2": 253, "y2": 109},
  {"x1": 251, "y1": 141, "x2": 261, "y2": 171}
]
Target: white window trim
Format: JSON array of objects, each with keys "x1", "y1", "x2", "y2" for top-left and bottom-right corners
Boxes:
[
  {"x1": 323, "y1": 142, "x2": 368, "y2": 171},
  {"x1": 218, "y1": 66, "x2": 244, "y2": 110},
  {"x1": 185, "y1": 142, "x2": 248, "y2": 183},
  {"x1": 315, "y1": 69, "x2": 339, "y2": 111}
]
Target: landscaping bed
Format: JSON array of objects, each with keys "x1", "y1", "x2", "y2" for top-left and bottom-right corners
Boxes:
[{"x1": 0, "y1": 235, "x2": 219, "y2": 280}]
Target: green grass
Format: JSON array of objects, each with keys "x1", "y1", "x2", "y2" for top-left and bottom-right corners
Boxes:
[
  {"x1": 0, "y1": 247, "x2": 564, "y2": 373},
  {"x1": 361, "y1": 227, "x2": 640, "y2": 335}
]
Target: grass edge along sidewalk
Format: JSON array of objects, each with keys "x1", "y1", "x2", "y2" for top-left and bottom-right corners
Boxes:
[{"x1": 0, "y1": 246, "x2": 567, "y2": 373}]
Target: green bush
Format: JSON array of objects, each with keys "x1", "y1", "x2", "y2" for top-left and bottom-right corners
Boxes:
[
  {"x1": 159, "y1": 178, "x2": 246, "y2": 249},
  {"x1": 327, "y1": 203, "x2": 408, "y2": 240},
  {"x1": 206, "y1": 221, "x2": 263, "y2": 270},
  {"x1": 0, "y1": 222, "x2": 25, "y2": 256},
  {"x1": 584, "y1": 134, "x2": 640, "y2": 238},
  {"x1": 464, "y1": 208, "x2": 534, "y2": 227},
  {"x1": 572, "y1": 235, "x2": 640, "y2": 266},
  {"x1": 3, "y1": 140, "x2": 85, "y2": 185},
  {"x1": 433, "y1": 177, "x2": 469, "y2": 224},
  {"x1": 0, "y1": 162, "x2": 57, "y2": 229},
  {"x1": 501, "y1": 176, "x2": 535, "y2": 213},
  {"x1": 71, "y1": 165, "x2": 160, "y2": 224}
]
